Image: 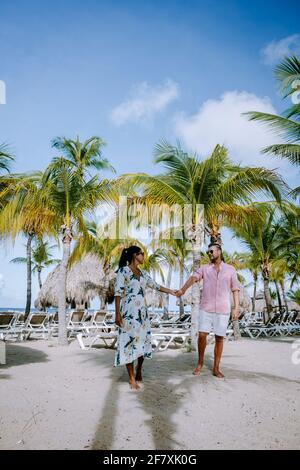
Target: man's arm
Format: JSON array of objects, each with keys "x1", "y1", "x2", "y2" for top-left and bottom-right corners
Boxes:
[
  {"x1": 232, "y1": 290, "x2": 240, "y2": 320},
  {"x1": 176, "y1": 274, "x2": 199, "y2": 297}
]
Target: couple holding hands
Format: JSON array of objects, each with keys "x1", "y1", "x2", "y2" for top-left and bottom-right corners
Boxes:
[{"x1": 114, "y1": 245, "x2": 240, "y2": 390}]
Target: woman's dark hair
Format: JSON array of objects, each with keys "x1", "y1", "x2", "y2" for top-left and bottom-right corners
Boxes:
[{"x1": 118, "y1": 245, "x2": 142, "y2": 269}]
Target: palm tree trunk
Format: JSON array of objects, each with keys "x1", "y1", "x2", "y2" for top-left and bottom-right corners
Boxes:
[
  {"x1": 163, "y1": 267, "x2": 172, "y2": 317},
  {"x1": 100, "y1": 294, "x2": 106, "y2": 310},
  {"x1": 179, "y1": 260, "x2": 185, "y2": 318},
  {"x1": 263, "y1": 275, "x2": 273, "y2": 322},
  {"x1": 25, "y1": 232, "x2": 34, "y2": 318},
  {"x1": 252, "y1": 273, "x2": 257, "y2": 312},
  {"x1": 58, "y1": 227, "x2": 72, "y2": 345},
  {"x1": 280, "y1": 279, "x2": 289, "y2": 314},
  {"x1": 274, "y1": 281, "x2": 282, "y2": 311},
  {"x1": 38, "y1": 267, "x2": 42, "y2": 290},
  {"x1": 191, "y1": 241, "x2": 201, "y2": 348}
]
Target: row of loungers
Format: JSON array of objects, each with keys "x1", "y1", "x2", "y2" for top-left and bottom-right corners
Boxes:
[
  {"x1": 1, "y1": 310, "x2": 299, "y2": 352},
  {"x1": 0, "y1": 310, "x2": 115, "y2": 341},
  {"x1": 240, "y1": 310, "x2": 300, "y2": 338}
]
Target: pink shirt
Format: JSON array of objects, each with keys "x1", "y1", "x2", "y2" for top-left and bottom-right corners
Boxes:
[{"x1": 192, "y1": 261, "x2": 240, "y2": 315}]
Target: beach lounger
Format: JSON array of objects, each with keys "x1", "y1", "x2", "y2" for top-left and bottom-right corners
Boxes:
[
  {"x1": 76, "y1": 326, "x2": 117, "y2": 350},
  {"x1": 0, "y1": 313, "x2": 20, "y2": 340},
  {"x1": 242, "y1": 313, "x2": 281, "y2": 339},
  {"x1": 152, "y1": 313, "x2": 191, "y2": 330},
  {"x1": 67, "y1": 310, "x2": 86, "y2": 337},
  {"x1": 91, "y1": 310, "x2": 110, "y2": 329},
  {"x1": 151, "y1": 328, "x2": 190, "y2": 351},
  {"x1": 21, "y1": 313, "x2": 48, "y2": 340}
]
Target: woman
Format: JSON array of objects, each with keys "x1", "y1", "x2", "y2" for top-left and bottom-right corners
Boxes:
[{"x1": 114, "y1": 245, "x2": 177, "y2": 390}]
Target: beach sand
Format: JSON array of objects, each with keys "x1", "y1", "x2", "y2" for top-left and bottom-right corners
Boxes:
[{"x1": 0, "y1": 336, "x2": 299, "y2": 450}]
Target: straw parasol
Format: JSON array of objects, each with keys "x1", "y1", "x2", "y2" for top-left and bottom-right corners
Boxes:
[{"x1": 35, "y1": 254, "x2": 115, "y2": 309}]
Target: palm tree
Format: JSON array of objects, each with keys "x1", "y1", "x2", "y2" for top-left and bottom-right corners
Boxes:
[
  {"x1": 244, "y1": 55, "x2": 300, "y2": 197},
  {"x1": 232, "y1": 207, "x2": 286, "y2": 321},
  {"x1": 287, "y1": 288, "x2": 300, "y2": 306},
  {"x1": 236, "y1": 251, "x2": 260, "y2": 312},
  {"x1": 117, "y1": 141, "x2": 286, "y2": 342},
  {"x1": 51, "y1": 136, "x2": 115, "y2": 179},
  {"x1": 0, "y1": 143, "x2": 15, "y2": 210},
  {"x1": 0, "y1": 143, "x2": 14, "y2": 174},
  {"x1": 42, "y1": 158, "x2": 113, "y2": 345},
  {"x1": 0, "y1": 172, "x2": 58, "y2": 315},
  {"x1": 160, "y1": 237, "x2": 191, "y2": 317},
  {"x1": 10, "y1": 239, "x2": 60, "y2": 290}
]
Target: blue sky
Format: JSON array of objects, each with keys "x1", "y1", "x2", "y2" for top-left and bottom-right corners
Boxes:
[{"x1": 0, "y1": 0, "x2": 299, "y2": 307}]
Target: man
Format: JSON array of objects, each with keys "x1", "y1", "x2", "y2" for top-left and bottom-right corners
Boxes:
[{"x1": 176, "y1": 243, "x2": 240, "y2": 378}]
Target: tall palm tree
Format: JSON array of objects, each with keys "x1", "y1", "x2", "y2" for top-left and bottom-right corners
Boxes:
[
  {"x1": 244, "y1": 55, "x2": 300, "y2": 197},
  {"x1": 0, "y1": 172, "x2": 58, "y2": 315},
  {"x1": 42, "y1": 158, "x2": 113, "y2": 345},
  {"x1": 118, "y1": 141, "x2": 286, "y2": 341},
  {"x1": 10, "y1": 239, "x2": 60, "y2": 290},
  {"x1": 236, "y1": 251, "x2": 260, "y2": 312},
  {"x1": 232, "y1": 207, "x2": 286, "y2": 321}
]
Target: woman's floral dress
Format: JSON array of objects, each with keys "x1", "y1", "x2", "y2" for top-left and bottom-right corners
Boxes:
[{"x1": 114, "y1": 266, "x2": 161, "y2": 366}]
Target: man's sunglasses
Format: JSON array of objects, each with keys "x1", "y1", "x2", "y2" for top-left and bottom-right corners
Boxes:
[
  {"x1": 207, "y1": 250, "x2": 215, "y2": 254},
  {"x1": 136, "y1": 252, "x2": 144, "y2": 256}
]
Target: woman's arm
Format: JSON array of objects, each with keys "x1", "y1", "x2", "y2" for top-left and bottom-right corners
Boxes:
[
  {"x1": 158, "y1": 286, "x2": 177, "y2": 296},
  {"x1": 115, "y1": 296, "x2": 123, "y2": 327}
]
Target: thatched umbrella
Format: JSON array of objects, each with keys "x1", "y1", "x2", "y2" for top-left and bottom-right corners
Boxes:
[{"x1": 35, "y1": 254, "x2": 115, "y2": 309}]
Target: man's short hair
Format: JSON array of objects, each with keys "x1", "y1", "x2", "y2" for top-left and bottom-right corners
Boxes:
[{"x1": 208, "y1": 242, "x2": 222, "y2": 251}]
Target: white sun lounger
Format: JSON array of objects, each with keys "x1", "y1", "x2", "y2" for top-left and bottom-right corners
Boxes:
[
  {"x1": 76, "y1": 325, "x2": 117, "y2": 350},
  {"x1": 151, "y1": 328, "x2": 190, "y2": 351}
]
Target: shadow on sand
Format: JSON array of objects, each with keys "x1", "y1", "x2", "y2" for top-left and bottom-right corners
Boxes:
[{"x1": 1, "y1": 342, "x2": 49, "y2": 370}]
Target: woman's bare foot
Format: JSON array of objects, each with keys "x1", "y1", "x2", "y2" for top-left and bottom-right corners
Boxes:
[
  {"x1": 129, "y1": 380, "x2": 140, "y2": 390},
  {"x1": 213, "y1": 369, "x2": 225, "y2": 378},
  {"x1": 193, "y1": 364, "x2": 203, "y2": 375}
]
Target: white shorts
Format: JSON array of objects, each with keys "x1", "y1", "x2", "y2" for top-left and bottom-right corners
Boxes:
[{"x1": 198, "y1": 310, "x2": 230, "y2": 337}]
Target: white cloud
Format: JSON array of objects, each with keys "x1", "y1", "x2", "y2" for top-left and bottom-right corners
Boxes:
[
  {"x1": 110, "y1": 79, "x2": 179, "y2": 126},
  {"x1": 174, "y1": 90, "x2": 288, "y2": 168},
  {"x1": 261, "y1": 34, "x2": 300, "y2": 65}
]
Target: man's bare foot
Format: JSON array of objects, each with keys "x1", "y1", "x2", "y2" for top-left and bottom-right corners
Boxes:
[
  {"x1": 213, "y1": 369, "x2": 225, "y2": 378},
  {"x1": 135, "y1": 370, "x2": 143, "y2": 382},
  {"x1": 129, "y1": 380, "x2": 140, "y2": 390},
  {"x1": 193, "y1": 364, "x2": 203, "y2": 376}
]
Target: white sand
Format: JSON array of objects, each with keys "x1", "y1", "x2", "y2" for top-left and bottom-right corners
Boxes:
[{"x1": 0, "y1": 336, "x2": 299, "y2": 450}]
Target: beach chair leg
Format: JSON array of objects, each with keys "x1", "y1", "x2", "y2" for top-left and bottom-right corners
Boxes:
[
  {"x1": 159, "y1": 336, "x2": 172, "y2": 351},
  {"x1": 76, "y1": 333, "x2": 87, "y2": 350},
  {"x1": 0, "y1": 340, "x2": 6, "y2": 365}
]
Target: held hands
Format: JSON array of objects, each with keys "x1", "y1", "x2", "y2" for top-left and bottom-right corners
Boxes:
[{"x1": 175, "y1": 289, "x2": 184, "y2": 298}]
